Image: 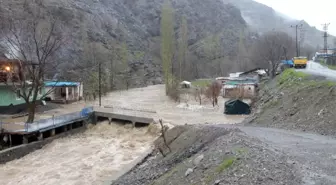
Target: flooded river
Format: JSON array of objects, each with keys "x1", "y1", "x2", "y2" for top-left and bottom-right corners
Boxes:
[
  {"x1": 0, "y1": 122, "x2": 156, "y2": 185},
  {"x1": 0, "y1": 85, "x2": 246, "y2": 185}
]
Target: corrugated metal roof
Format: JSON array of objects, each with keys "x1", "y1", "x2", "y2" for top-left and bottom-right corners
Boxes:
[{"x1": 45, "y1": 81, "x2": 80, "y2": 87}]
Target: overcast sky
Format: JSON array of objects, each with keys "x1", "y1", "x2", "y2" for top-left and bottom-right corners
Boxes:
[{"x1": 254, "y1": 0, "x2": 336, "y2": 35}]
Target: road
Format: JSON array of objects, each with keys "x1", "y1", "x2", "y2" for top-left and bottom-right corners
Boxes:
[
  {"x1": 220, "y1": 125, "x2": 336, "y2": 185},
  {"x1": 297, "y1": 61, "x2": 336, "y2": 81}
]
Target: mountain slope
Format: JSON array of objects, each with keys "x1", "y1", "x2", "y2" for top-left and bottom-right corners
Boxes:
[
  {"x1": 0, "y1": 0, "x2": 246, "y2": 89},
  {"x1": 223, "y1": 0, "x2": 333, "y2": 48}
]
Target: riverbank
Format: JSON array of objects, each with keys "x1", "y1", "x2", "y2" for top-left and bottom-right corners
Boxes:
[
  {"x1": 248, "y1": 69, "x2": 336, "y2": 136},
  {"x1": 112, "y1": 125, "x2": 301, "y2": 185}
]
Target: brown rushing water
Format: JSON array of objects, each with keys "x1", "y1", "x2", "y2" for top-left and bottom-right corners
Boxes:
[{"x1": 0, "y1": 122, "x2": 155, "y2": 185}]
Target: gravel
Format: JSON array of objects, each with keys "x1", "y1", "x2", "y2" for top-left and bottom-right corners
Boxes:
[{"x1": 111, "y1": 125, "x2": 302, "y2": 185}]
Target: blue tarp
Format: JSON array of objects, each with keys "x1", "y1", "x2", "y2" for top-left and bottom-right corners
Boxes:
[
  {"x1": 44, "y1": 81, "x2": 80, "y2": 87},
  {"x1": 281, "y1": 60, "x2": 294, "y2": 66}
]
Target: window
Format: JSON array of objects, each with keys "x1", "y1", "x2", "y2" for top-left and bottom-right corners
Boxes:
[{"x1": 16, "y1": 89, "x2": 21, "y2": 100}]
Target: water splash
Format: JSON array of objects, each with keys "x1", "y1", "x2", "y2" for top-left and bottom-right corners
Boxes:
[{"x1": 0, "y1": 121, "x2": 155, "y2": 185}]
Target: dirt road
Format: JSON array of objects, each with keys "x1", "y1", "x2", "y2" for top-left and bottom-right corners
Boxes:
[
  {"x1": 221, "y1": 125, "x2": 336, "y2": 185},
  {"x1": 298, "y1": 61, "x2": 336, "y2": 81}
]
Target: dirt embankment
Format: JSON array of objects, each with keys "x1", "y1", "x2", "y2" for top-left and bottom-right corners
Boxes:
[
  {"x1": 112, "y1": 125, "x2": 301, "y2": 185},
  {"x1": 248, "y1": 69, "x2": 336, "y2": 136}
]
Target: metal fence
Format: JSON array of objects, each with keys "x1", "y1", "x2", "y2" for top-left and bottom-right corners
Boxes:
[{"x1": 22, "y1": 107, "x2": 94, "y2": 133}]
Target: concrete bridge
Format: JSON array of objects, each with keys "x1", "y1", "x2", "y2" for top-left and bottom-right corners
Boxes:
[{"x1": 0, "y1": 106, "x2": 155, "y2": 148}]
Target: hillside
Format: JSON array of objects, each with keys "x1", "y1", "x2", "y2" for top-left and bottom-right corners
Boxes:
[
  {"x1": 0, "y1": 0, "x2": 246, "y2": 91},
  {"x1": 223, "y1": 0, "x2": 334, "y2": 48}
]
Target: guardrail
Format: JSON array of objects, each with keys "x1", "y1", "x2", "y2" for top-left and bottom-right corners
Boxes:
[
  {"x1": 0, "y1": 107, "x2": 95, "y2": 133},
  {"x1": 22, "y1": 107, "x2": 94, "y2": 133}
]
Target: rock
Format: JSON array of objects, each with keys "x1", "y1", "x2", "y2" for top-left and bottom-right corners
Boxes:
[
  {"x1": 214, "y1": 180, "x2": 221, "y2": 185},
  {"x1": 193, "y1": 154, "x2": 204, "y2": 166},
  {"x1": 185, "y1": 168, "x2": 193, "y2": 177},
  {"x1": 331, "y1": 155, "x2": 336, "y2": 160}
]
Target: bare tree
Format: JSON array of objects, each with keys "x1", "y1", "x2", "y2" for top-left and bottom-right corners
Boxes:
[
  {"x1": 0, "y1": 2, "x2": 66, "y2": 122},
  {"x1": 252, "y1": 31, "x2": 295, "y2": 77},
  {"x1": 194, "y1": 87, "x2": 204, "y2": 105},
  {"x1": 205, "y1": 80, "x2": 222, "y2": 107}
]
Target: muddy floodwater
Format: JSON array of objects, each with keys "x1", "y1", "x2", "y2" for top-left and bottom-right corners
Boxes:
[{"x1": 0, "y1": 122, "x2": 155, "y2": 185}]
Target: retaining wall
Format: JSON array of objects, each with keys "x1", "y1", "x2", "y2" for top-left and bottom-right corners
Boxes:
[{"x1": 0, "y1": 126, "x2": 87, "y2": 164}]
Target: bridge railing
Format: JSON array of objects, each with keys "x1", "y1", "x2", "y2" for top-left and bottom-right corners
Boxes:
[{"x1": 23, "y1": 107, "x2": 94, "y2": 133}]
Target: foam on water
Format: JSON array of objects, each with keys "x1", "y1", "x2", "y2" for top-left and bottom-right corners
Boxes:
[{"x1": 0, "y1": 121, "x2": 155, "y2": 185}]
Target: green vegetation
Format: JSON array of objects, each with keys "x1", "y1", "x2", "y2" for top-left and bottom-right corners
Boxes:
[
  {"x1": 160, "y1": 0, "x2": 175, "y2": 94},
  {"x1": 278, "y1": 69, "x2": 336, "y2": 88},
  {"x1": 191, "y1": 79, "x2": 211, "y2": 88},
  {"x1": 278, "y1": 69, "x2": 310, "y2": 87},
  {"x1": 216, "y1": 156, "x2": 237, "y2": 173}
]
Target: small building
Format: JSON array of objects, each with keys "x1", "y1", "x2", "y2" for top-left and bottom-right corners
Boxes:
[
  {"x1": 0, "y1": 56, "x2": 45, "y2": 114},
  {"x1": 44, "y1": 81, "x2": 83, "y2": 103},
  {"x1": 180, "y1": 81, "x2": 191, "y2": 88},
  {"x1": 222, "y1": 78, "x2": 257, "y2": 99}
]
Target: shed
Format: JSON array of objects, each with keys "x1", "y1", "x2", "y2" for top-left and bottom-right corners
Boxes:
[
  {"x1": 180, "y1": 81, "x2": 191, "y2": 88},
  {"x1": 224, "y1": 99, "x2": 251, "y2": 115},
  {"x1": 44, "y1": 81, "x2": 83, "y2": 103}
]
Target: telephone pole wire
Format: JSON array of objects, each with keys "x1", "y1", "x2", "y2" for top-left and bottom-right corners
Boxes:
[{"x1": 291, "y1": 23, "x2": 303, "y2": 57}]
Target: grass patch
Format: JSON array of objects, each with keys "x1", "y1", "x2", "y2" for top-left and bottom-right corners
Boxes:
[
  {"x1": 191, "y1": 79, "x2": 211, "y2": 88},
  {"x1": 278, "y1": 69, "x2": 310, "y2": 87},
  {"x1": 216, "y1": 156, "x2": 236, "y2": 173}
]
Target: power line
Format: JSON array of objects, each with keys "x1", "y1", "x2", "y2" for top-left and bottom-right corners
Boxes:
[
  {"x1": 291, "y1": 23, "x2": 303, "y2": 57},
  {"x1": 322, "y1": 23, "x2": 330, "y2": 53}
]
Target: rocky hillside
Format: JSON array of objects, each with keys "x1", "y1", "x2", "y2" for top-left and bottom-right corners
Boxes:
[
  {"x1": 0, "y1": 0, "x2": 246, "y2": 89},
  {"x1": 223, "y1": 0, "x2": 334, "y2": 48}
]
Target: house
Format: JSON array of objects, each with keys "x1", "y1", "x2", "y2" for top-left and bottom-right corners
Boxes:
[
  {"x1": 222, "y1": 78, "x2": 257, "y2": 99},
  {"x1": 239, "y1": 68, "x2": 267, "y2": 83},
  {"x1": 0, "y1": 56, "x2": 45, "y2": 114},
  {"x1": 44, "y1": 81, "x2": 83, "y2": 103}
]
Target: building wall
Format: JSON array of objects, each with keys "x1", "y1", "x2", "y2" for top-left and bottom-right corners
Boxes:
[
  {"x1": 223, "y1": 85, "x2": 256, "y2": 99},
  {"x1": 0, "y1": 86, "x2": 45, "y2": 106}
]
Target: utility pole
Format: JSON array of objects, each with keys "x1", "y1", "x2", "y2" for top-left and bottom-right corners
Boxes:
[
  {"x1": 299, "y1": 28, "x2": 306, "y2": 56},
  {"x1": 322, "y1": 23, "x2": 330, "y2": 54},
  {"x1": 291, "y1": 23, "x2": 303, "y2": 57},
  {"x1": 98, "y1": 61, "x2": 102, "y2": 107}
]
